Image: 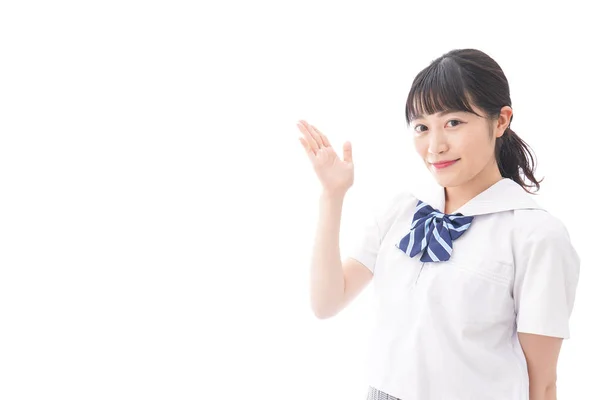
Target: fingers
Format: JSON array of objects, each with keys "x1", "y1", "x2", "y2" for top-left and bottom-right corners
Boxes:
[
  {"x1": 296, "y1": 120, "x2": 343, "y2": 164},
  {"x1": 342, "y1": 141, "x2": 353, "y2": 163},
  {"x1": 297, "y1": 120, "x2": 332, "y2": 148},
  {"x1": 297, "y1": 121, "x2": 319, "y2": 153},
  {"x1": 306, "y1": 123, "x2": 325, "y2": 148},
  {"x1": 298, "y1": 136, "x2": 316, "y2": 161},
  {"x1": 311, "y1": 126, "x2": 331, "y2": 147}
]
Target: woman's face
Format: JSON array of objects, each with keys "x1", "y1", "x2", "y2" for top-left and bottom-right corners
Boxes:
[{"x1": 410, "y1": 104, "x2": 512, "y2": 188}]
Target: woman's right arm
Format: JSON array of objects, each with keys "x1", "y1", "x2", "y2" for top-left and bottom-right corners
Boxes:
[
  {"x1": 310, "y1": 192, "x2": 373, "y2": 319},
  {"x1": 296, "y1": 120, "x2": 373, "y2": 319}
]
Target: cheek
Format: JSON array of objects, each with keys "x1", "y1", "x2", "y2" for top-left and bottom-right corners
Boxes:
[
  {"x1": 413, "y1": 138, "x2": 427, "y2": 159},
  {"x1": 461, "y1": 136, "x2": 494, "y2": 162}
]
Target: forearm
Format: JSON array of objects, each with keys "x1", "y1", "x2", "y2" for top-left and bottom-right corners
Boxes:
[
  {"x1": 310, "y1": 191, "x2": 346, "y2": 318},
  {"x1": 529, "y1": 382, "x2": 556, "y2": 400}
]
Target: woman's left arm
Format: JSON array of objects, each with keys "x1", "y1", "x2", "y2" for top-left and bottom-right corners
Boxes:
[{"x1": 518, "y1": 332, "x2": 563, "y2": 400}]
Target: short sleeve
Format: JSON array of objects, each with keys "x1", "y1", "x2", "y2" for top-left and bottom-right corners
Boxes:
[
  {"x1": 347, "y1": 192, "x2": 414, "y2": 273},
  {"x1": 513, "y1": 215, "x2": 580, "y2": 339}
]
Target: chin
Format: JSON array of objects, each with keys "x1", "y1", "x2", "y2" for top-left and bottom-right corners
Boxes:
[{"x1": 429, "y1": 172, "x2": 464, "y2": 188}]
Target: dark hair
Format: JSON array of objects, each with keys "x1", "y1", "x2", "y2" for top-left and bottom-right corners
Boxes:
[{"x1": 404, "y1": 48, "x2": 542, "y2": 193}]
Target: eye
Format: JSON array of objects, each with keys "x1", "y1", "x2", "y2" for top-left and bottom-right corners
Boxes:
[
  {"x1": 413, "y1": 119, "x2": 463, "y2": 134},
  {"x1": 414, "y1": 124, "x2": 427, "y2": 134}
]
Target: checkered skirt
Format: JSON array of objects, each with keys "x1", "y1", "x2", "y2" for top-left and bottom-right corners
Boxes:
[{"x1": 366, "y1": 386, "x2": 401, "y2": 400}]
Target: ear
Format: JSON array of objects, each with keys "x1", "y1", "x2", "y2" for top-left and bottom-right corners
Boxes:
[{"x1": 495, "y1": 106, "x2": 513, "y2": 138}]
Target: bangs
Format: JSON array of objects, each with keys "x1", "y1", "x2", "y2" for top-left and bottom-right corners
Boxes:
[{"x1": 405, "y1": 58, "x2": 484, "y2": 124}]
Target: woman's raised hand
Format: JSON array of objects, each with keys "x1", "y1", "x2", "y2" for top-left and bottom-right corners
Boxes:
[{"x1": 297, "y1": 120, "x2": 354, "y2": 197}]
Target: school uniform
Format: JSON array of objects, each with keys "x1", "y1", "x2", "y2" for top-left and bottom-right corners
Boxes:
[{"x1": 350, "y1": 178, "x2": 580, "y2": 400}]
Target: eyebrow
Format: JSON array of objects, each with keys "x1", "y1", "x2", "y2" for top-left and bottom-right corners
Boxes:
[{"x1": 412, "y1": 109, "x2": 465, "y2": 121}]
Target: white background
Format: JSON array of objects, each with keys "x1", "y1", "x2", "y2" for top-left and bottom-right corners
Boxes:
[{"x1": 1, "y1": 1, "x2": 598, "y2": 399}]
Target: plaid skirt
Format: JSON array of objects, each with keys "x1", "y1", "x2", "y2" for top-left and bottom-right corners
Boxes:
[{"x1": 366, "y1": 386, "x2": 401, "y2": 400}]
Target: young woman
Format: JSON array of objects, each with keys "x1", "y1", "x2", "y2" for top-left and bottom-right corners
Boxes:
[{"x1": 296, "y1": 48, "x2": 580, "y2": 399}]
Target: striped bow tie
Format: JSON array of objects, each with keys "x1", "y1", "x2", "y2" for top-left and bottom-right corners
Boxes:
[{"x1": 396, "y1": 200, "x2": 474, "y2": 262}]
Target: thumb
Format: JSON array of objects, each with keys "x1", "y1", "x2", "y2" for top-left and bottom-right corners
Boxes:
[{"x1": 342, "y1": 141, "x2": 353, "y2": 163}]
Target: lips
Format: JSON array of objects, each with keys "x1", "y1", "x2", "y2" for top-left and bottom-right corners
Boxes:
[{"x1": 431, "y1": 159, "x2": 459, "y2": 169}]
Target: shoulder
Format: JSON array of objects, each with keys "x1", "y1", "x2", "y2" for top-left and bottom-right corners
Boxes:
[
  {"x1": 357, "y1": 190, "x2": 418, "y2": 240},
  {"x1": 373, "y1": 191, "x2": 418, "y2": 223},
  {"x1": 512, "y1": 208, "x2": 579, "y2": 272},
  {"x1": 513, "y1": 208, "x2": 572, "y2": 242}
]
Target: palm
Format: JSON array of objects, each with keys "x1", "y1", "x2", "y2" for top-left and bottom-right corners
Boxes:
[{"x1": 296, "y1": 120, "x2": 354, "y2": 195}]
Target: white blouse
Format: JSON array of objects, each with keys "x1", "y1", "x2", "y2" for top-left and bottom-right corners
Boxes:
[{"x1": 349, "y1": 178, "x2": 580, "y2": 400}]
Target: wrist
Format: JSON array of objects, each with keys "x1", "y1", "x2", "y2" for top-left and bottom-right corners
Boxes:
[{"x1": 320, "y1": 189, "x2": 346, "y2": 202}]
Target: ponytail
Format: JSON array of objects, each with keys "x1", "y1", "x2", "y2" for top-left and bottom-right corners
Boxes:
[{"x1": 495, "y1": 127, "x2": 542, "y2": 193}]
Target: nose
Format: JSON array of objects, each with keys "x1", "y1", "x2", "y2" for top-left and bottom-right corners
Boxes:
[{"x1": 427, "y1": 129, "x2": 449, "y2": 155}]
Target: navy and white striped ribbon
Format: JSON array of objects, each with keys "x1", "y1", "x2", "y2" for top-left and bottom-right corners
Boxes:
[{"x1": 396, "y1": 200, "x2": 474, "y2": 262}]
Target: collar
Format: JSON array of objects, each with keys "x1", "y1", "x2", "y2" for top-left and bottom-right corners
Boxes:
[{"x1": 411, "y1": 178, "x2": 544, "y2": 217}]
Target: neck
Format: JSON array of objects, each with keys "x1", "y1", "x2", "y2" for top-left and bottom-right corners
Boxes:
[{"x1": 444, "y1": 161, "x2": 503, "y2": 214}]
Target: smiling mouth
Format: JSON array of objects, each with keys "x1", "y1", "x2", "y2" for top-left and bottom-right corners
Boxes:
[{"x1": 430, "y1": 159, "x2": 459, "y2": 169}]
